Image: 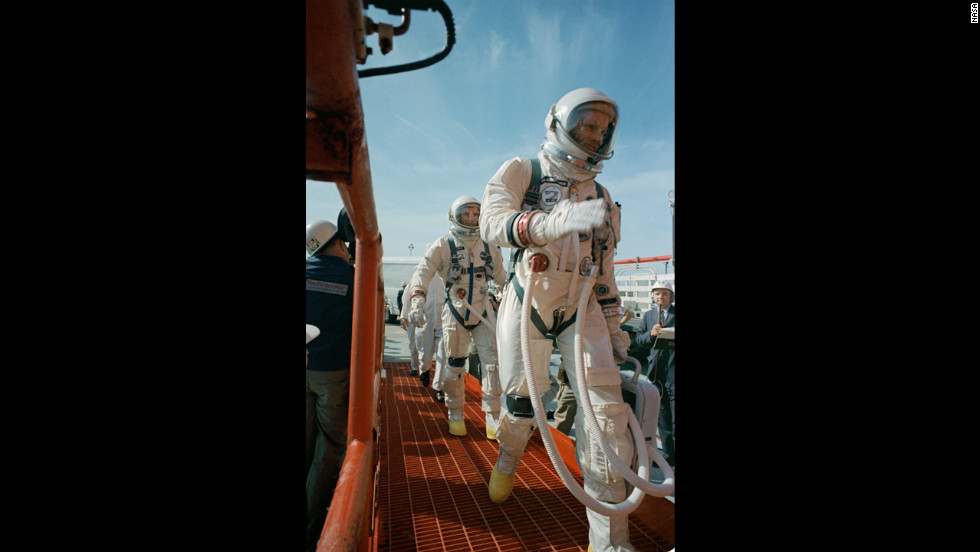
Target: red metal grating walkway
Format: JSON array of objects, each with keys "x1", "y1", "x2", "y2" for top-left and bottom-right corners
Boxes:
[{"x1": 374, "y1": 361, "x2": 675, "y2": 552}]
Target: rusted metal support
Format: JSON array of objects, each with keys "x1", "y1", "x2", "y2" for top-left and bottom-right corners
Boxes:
[
  {"x1": 308, "y1": 1, "x2": 383, "y2": 550},
  {"x1": 307, "y1": 0, "x2": 367, "y2": 184}
]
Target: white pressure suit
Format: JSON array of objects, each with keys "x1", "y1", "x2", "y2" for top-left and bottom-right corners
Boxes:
[
  {"x1": 407, "y1": 200, "x2": 508, "y2": 438},
  {"x1": 415, "y1": 274, "x2": 447, "y2": 392},
  {"x1": 480, "y1": 88, "x2": 637, "y2": 552},
  {"x1": 400, "y1": 275, "x2": 446, "y2": 383}
]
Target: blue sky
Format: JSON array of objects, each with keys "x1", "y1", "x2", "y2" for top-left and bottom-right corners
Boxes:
[{"x1": 307, "y1": 0, "x2": 674, "y2": 264}]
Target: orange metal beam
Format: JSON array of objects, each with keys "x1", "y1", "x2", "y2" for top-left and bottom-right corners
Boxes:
[
  {"x1": 307, "y1": 1, "x2": 383, "y2": 550},
  {"x1": 317, "y1": 440, "x2": 373, "y2": 551},
  {"x1": 613, "y1": 255, "x2": 672, "y2": 265}
]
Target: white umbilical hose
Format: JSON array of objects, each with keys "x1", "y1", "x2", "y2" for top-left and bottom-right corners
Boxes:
[
  {"x1": 521, "y1": 270, "x2": 647, "y2": 517},
  {"x1": 454, "y1": 295, "x2": 494, "y2": 328},
  {"x1": 574, "y1": 270, "x2": 675, "y2": 497},
  {"x1": 454, "y1": 295, "x2": 497, "y2": 347}
]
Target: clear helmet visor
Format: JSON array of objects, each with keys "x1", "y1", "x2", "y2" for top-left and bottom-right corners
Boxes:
[
  {"x1": 453, "y1": 203, "x2": 480, "y2": 229},
  {"x1": 563, "y1": 102, "x2": 618, "y2": 156}
]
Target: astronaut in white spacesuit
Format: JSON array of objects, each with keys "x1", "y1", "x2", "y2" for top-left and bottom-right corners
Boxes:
[
  {"x1": 406, "y1": 273, "x2": 447, "y2": 399},
  {"x1": 479, "y1": 88, "x2": 635, "y2": 552},
  {"x1": 399, "y1": 274, "x2": 446, "y2": 390},
  {"x1": 407, "y1": 196, "x2": 508, "y2": 438}
]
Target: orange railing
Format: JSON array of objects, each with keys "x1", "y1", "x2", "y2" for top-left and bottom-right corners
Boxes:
[
  {"x1": 307, "y1": 1, "x2": 385, "y2": 550},
  {"x1": 613, "y1": 255, "x2": 672, "y2": 265}
]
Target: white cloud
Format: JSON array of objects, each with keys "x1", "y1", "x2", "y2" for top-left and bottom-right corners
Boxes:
[
  {"x1": 393, "y1": 114, "x2": 446, "y2": 149},
  {"x1": 489, "y1": 31, "x2": 507, "y2": 69},
  {"x1": 525, "y1": 11, "x2": 562, "y2": 80}
]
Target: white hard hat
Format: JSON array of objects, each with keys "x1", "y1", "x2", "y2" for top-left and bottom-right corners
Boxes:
[
  {"x1": 306, "y1": 324, "x2": 320, "y2": 344},
  {"x1": 542, "y1": 87, "x2": 619, "y2": 174},
  {"x1": 652, "y1": 280, "x2": 674, "y2": 293},
  {"x1": 448, "y1": 195, "x2": 481, "y2": 238},
  {"x1": 306, "y1": 220, "x2": 338, "y2": 256}
]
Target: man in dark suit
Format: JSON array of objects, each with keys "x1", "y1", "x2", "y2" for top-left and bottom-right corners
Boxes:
[
  {"x1": 396, "y1": 282, "x2": 406, "y2": 313},
  {"x1": 634, "y1": 280, "x2": 675, "y2": 466}
]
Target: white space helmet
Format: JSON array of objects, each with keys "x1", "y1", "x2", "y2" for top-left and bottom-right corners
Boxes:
[
  {"x1": 542, "y1": 87, "x2": 619, "y2": 174},
  {"x1": 306, "y1": 220, "x2": 338, "y2": 256},
  {"x1": 448, "y1": 195, "x2": 481, "y2": 238}
]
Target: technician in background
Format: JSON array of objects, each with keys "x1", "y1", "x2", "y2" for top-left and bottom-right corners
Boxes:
[
  {"x1": 305, "y1": 219, "x2": 355, "y2": 551},
  {"x1": 634, "y1": 280, "x2": 674, "y2": 467}
]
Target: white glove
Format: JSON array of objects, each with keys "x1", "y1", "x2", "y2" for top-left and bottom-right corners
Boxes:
[
  {"x1": 606, "y1": 316, "x2": 630, "y2": 364},
  {"x1": 528, "y1": 199, "x2": 606, "y2": 245},
  {"x1": 408, "y1": 295, "x2": 426, "y2": 327}
]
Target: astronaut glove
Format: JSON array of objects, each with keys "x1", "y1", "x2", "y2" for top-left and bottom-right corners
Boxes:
[
  {"x1": 527, "y1": 198, "x2": 606, "y2": 246},
  {"x1": 606, "y1": 316, "x2": 630, "y2": 364},
  {"x1": 409, "y1": 295, "x2": 427, "y2": 327}
]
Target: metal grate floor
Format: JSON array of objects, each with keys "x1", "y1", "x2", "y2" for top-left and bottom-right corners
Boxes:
[{"x1": 374, "y1": 362, "x2": 674, "y2": 552}]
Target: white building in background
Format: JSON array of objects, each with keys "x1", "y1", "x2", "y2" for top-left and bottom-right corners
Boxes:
[
  {"x1": 380, "y1": 256, "x2": 425, "y2": 323},
  {"x1": 383, "y1": 252, "x2": 675, "y2": 324},
  {"x1": 615, "y1": 260, "x2": 674, "y2": 320}
]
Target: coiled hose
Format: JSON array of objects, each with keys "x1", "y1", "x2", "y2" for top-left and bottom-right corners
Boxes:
[
  {"x1": 521, "y1": 268, "x2": 672, "y2": 517},
  {"x1": 572, "y1": 270, "x2": 675, "y2": 497},
  {"x1": 358, "y1": 0, "x2": 455, "y2": 78}
]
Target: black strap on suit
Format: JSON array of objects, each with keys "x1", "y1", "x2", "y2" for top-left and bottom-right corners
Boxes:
[
  {"x1": 509, "y1": 276, "x2": 578, "y2": 338},
  {"x1": 445, "y1": 235, "x2": 487, "y2": 330}
]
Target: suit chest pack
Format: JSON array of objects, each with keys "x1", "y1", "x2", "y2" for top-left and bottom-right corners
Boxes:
[
  {"x1": 510, "y1": 158, "x2": 615, "y2": 274},
  {"x1": 445, "y1": 236, "x2": 494, "y2": 286},
  {"x1": 522, "y1": 158, "x2": 608, "y2": 215},
  {"x1": 505, "y1": 157, "x2": 618, "y2": 338},
  {"x1": 444, "y1": 235, "x2": 495, "y2": 328}
]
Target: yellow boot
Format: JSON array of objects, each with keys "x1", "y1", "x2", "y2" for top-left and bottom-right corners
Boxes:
[
  {"x1": 489, "y1": 465, "x2": 515, "y2": 503},
  {"x1": 486, "y1": 411, "x2": 500, "y2": 441},
  {"x1": 448, "y1": 419, "x2": 467, "y2": 436}
]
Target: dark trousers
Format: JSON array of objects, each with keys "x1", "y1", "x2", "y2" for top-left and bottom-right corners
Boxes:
[
  {"x1": 552, "y1": 367, "x2": 577, "y2": 436},
  {"x1": 657, "y1": 364, "x2": 675, "y2": 463},
  {"x1": 306, "y1": 369, "x2": 349, "y2": 549},
  {"x1": 648, "y1": 357, "x2": 674, "y2": 463}
]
